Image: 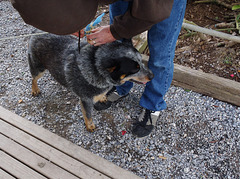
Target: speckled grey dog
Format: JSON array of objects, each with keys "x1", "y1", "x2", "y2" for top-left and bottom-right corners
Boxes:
[{"x1": 28, "y1": 33, "x2": 153, "y2": 132}]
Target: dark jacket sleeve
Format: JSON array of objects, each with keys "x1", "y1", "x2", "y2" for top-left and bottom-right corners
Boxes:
[{"x1": 110, "y1": 0, "x2": 173, "y2": 39}]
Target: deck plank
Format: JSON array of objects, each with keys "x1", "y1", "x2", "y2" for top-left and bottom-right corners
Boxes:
[
  {"x1": 0, "y1": 106, "x2": 141, "y2": 179},
  {"x1": 0, "y1": 134, "x2": 79, "y2": 179},
  {"x1": 0, "y1": 119, "x2": 109, "y2": 179},
  {"x1": 0, "y1": 151, "x2": 46, "y2": 179},
  {"x1": 0, "y1": 168, "x2": 16, "y2": 179}
]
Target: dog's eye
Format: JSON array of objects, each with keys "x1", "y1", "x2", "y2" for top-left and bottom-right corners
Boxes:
[{"x1": 130, "y1": 65, "x2": 140, "y2": 74}]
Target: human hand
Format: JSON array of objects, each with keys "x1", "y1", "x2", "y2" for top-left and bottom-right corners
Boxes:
[
  {"x1": 86, "y1": 25, "x2": 116, "y2": 46},
  {"x1": 71, "y1": 29, "x2": 85, "y2": 38}
]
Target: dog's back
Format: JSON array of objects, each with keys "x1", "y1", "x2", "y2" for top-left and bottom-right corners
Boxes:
[
  {"x1": 28, "y1": 34, "x2": 84, "y2": 86},
  {"x1": 28, "y1": 33, "x2": 107, "y2": 100}
]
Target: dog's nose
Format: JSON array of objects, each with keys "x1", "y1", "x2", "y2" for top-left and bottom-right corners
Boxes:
[{"x1": 148, "y1": 70, "x2": 154, "y2": 80}]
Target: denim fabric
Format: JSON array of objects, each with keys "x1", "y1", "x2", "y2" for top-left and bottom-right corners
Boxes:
[
  {"x1": 109, "y1": 0, "x2": 129, "y2": 25},
  {"x1": 110, "y1": 0, "x2": 187, "y2": 111}
]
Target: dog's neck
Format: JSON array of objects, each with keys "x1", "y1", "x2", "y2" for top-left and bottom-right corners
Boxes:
[{"x1": 75, "y1": 46, "x2": 115, "y2": 88}]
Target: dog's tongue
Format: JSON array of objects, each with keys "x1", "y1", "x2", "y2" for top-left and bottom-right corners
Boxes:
[{"x1": 137, "y1": 81, "x2": 148, "y2": 85}]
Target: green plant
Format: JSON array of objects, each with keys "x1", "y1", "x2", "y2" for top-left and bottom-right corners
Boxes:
[
  {"x1": 223, "y1": 57, "x2": 232, "y2": 65},
  {"x1": 232, "y1": 5, "x2": 240, "y2": 11},
  {"x1": 232, "y1": 5, "x2": 240, "y2": 33}
]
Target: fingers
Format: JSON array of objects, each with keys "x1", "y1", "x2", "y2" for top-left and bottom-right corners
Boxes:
[
  {"x1": 87, "y1": 37, "x2": 115, "y2": 46},
  {"x1": 87, "y1": 38, "x2": 104, "y2": 46},
  {"x1": 88, "y1": 39, "x2": 97, "y2": 46},
  {"x1": 86, "y1": 26, "x2": 116, "y2": 46},
  {"x1": 86, "y1": 26, "x2": 107, "y2": 41},
  {"x1": 72, "y1": 26, "x2": 116, "y2": 46},
  {"x1": 86, "y1": 31, "x2": 101, "y2": 46},
  {"x1": 91, "y1": 27, "x2": 102, "y2": 33},
  {"x1": 87, "y1": 31, "x2": 100, "y2": 41}
]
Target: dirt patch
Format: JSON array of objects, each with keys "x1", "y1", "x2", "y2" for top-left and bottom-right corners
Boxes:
[{"x1": 176, "y1": 0, "x2": 240, "y2": 82}]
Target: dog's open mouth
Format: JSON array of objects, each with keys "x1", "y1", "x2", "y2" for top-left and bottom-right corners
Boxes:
[{"x1": 130, "y1": 79, "x2": 147, "y2": 85}]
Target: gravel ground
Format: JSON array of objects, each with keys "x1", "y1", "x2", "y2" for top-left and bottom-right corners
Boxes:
[{"x1": 1, "y1": 1, "x2": 240, "y2": 178}]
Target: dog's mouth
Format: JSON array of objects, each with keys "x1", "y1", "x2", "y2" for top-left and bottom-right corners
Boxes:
[{"x1": 130, "y1": 79, "x2": 148, "y2": 85}]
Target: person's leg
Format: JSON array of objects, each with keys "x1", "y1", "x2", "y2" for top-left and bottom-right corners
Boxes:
[
  {"x1": 109, "y1": 1, "x2": 129, "y2": 24},
  {"x1": 109, "y1": 1, "x2": 133, "y2": 96},
  {"x1": 133, "y1": 0, "x2": 187, "y2": 137}
]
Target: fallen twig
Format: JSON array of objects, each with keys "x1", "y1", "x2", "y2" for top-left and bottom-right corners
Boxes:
[
  {"x1": 215, "y1": 28, "x2": 237, "y2": 32},
  {"x1": 194, "y1": 0, "x2": 232, "y2": 9},
  {"x1": 215, "y1": 22, "x2": 235, "y2": 28},
  {"x1": 182, "y1": 23, "x2": 240, "y2": 43}
]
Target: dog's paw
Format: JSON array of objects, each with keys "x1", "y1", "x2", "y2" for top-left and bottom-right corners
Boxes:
[
  {"x1": 86, "y1": 122, "x2": 96, "y2": 132},
  {"x1": 94, "y1": 101, "x2": 112, "y2": 111},
  {"x1": 31, "y1": 89, "x2": 41, "y2": 97}
]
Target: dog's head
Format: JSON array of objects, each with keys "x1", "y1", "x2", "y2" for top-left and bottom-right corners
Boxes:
[
  {"x1": 106, "y1": 57, "x2": 154, "y2": 85},
  {"x1": 95, "y1": 41, "x2": 154, "y2": 85}
]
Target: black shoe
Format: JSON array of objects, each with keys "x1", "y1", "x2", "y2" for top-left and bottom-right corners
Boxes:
[
  {"x1": 94, "y1": 87, "x2": 128, "y2": 111},
  {"x1": 132, "y1": 108, "x2": 160, "y2": 138}
]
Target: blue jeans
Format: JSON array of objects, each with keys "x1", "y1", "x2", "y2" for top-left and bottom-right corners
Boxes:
[{"x1": 110, "y1": 0, "x2": 187, "y2": 111}]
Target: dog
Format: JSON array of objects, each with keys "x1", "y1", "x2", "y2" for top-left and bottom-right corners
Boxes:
[{"x1": 28, "y1": 33, "x2": 154, "y2": 132}]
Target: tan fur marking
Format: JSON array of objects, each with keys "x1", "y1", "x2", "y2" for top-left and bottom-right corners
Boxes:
[
  {"x1": 107, "y1": 66, "x2": 116, "y2": 73},
  {"x1": 80, "y1": 101, "x2": 95, "y2": 132},
  {"x1": 31, "y1": 72, "x2": 45, "y2": 96},
  {"x1": 93, "y1": 91, "x2": 108, "y2": 103},
  {"x1": 120, "y1": 74, "x2": 126, "y2": 80}
]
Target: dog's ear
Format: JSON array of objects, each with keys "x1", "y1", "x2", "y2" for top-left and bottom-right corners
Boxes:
[
  {"x1": 106, "y1": 59, "x2": 122, "y2": 81},
  {"x1": 107, "y1": 64, "x2": 121, "y2": 81}
]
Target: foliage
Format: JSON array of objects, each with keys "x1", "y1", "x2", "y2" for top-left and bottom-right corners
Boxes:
[
  {"x1": 232, "y1": 5, "x2": 240, "y2": 33},
  {"x1": 232, "y1": 5, "x2": 240, "y2": 11}
]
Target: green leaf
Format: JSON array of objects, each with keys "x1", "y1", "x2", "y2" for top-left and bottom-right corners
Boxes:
[
  {"x1": 237, "y1": 14, "x2": 240, "y2": 22},
  {"x1": 236, "y1": 14, "x2": 240, "y2": 33},
  {"x1": 232, "y1": 5, "x2": 240, "y2": 10}
]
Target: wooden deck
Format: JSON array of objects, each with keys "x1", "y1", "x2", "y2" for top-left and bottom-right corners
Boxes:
[{"x1": 0, "y1": 106, "x2": 141, "y2": 179}]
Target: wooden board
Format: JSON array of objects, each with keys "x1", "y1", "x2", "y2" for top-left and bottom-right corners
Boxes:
[
  {"x1": 0, "y1": 168, "x2": 16, "y2": 179},
  {"x1": 172, "y1": 64, "x2": 240, "y2": 106},
  {"x1": 0, "y1": 106, "x2": 141, "y2": 179},
  {"x1": 142, "y1": 55, "x2": 240, "y2": 106},
  {"x1": 0, "y1": 151, "x2": 47, "y2": 179}
]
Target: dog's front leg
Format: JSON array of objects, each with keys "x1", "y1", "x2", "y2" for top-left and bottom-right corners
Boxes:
[
  {"x1": 93, "y1": 90, "x2": 112, "y2": 111},
  {"x1": 80, "y1": 99, "x2": 95, "y2": 132}
]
